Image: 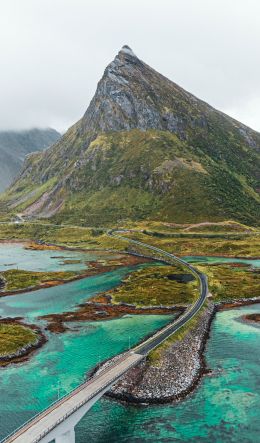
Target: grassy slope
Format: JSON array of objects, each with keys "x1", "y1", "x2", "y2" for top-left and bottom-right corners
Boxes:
[
  {"x1": 42, "y1": 129, "x2": 260, "y2": 225},
  {"x1": 1, "y1": 128, "x2": 259, "y2": 226},
  {"x1": 125, "y1": 229, "x2": 260, "y2": 257}
]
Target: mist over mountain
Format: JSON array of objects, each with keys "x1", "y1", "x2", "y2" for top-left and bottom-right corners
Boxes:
[
  {"x1": 1, "y1": 46, "x2": 259, "y2": 225},
  {"x1": 0, "y1": 128, "x2": 60, "y2": 192}
]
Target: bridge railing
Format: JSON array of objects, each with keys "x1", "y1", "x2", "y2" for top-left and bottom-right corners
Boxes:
[
  {"x1": 108, "y1": 230, "x2": 206, "y2": 354},
  {"x1": 0, "y1": 351, "x2": 143, "y2": 443},
  {"x1": 29, "y1": 355, "x2": 143, "y2": 443},
  {"x1": 110, "y1": 229, "x2": 202, "y2": 296},
  {"x1": 1, "y1": 229, "x2": 207, "y2": 443}
]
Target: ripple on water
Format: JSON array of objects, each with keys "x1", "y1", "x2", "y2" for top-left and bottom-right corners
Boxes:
[
  {"x1": 0, "y1": 247, "x2": 259, "y2": 442},
  {"x1": 75, "y1": 304, "x2": 260, "y2": 443},
  {"x1": 0, "y1": 261, "x2": 174, "y2": 441}
]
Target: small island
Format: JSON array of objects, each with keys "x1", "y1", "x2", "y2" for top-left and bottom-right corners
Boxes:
[
  {"x1": 40, "y1": 264, "x2": 196, "y2": 332},
  {"x1": 242, "y1": 313, "x2": 260, "y2": 324},
  {"x1": 0, "y1": 320, "x2": 46, "y2": 366}
]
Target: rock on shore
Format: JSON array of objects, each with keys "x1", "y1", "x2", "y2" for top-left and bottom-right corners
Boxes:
[{"x1": 106, "y1": 302, "x2": 215, "y2": 403}]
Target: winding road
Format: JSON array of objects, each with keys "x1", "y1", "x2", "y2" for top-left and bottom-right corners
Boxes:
[
  {"x1": 1, "y1": 229, "x2": 208, "y2": 443},
  {"x1": 109, "y1": 230, "x2": 208, "y2": 354}
]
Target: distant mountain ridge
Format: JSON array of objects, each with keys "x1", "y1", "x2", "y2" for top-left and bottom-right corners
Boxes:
[
  {"x1": 1, "y1": 46, "x2": 259, "y2": 225},
  {"x1": 0, "y1": 128, "x2": 60, "y2": 192}
]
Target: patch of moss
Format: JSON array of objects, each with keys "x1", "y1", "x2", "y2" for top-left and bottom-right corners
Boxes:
[
  {"x1": 110, "y1": 265, "x2": 199, "y2": 307},
  {"x1": 197, "y1": 264, "x2": 260, "y2": 302},
  {"x1": 0, "y1": 269, "x2": 78, "y2": 292},
  {"x1": 0, "y1": 323, "x2": 38, "y2": 357}
]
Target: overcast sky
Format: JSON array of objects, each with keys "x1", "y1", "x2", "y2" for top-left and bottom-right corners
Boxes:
[{"x1": 1, "y1": 0, "x2": 260, "y2": 133}]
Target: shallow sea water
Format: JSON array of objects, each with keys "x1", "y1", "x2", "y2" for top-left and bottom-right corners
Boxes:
[
  {"x1": 0, "y1": 245, "x2": 259, "y2": 442},
  {"x1": 76, "y1": 303, "x2": 260, "y2": 443}
]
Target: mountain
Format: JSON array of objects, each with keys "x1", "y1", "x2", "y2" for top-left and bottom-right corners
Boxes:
[
  {"x1": 1, "y1": 46, "x2": 259, "y2": 225},
  {"x1": 0, "y1": 128, "x2": 60, "y2": 192}
]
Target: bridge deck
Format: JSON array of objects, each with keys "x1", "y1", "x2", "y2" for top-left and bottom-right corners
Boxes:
[
  {"x1": 5, "y1": 353, "x2": 143, "y2": 443},
  {"x1": 3, "y1": 230, "x2": 208, "y2": 443}
]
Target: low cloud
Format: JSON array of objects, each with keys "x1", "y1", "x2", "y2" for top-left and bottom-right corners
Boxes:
[{"x1": 1, "y1": 0, "x2": 260, "y2": 132}]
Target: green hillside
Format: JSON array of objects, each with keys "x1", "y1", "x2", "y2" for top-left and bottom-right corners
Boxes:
[{"x1": 1, "y1": 46, "x2": 259, "y2": 226}]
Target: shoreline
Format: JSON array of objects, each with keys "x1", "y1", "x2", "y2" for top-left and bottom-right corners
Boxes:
[
  {"x1": 241, "y1": 313, "x2": 260, "y2": 324},
  {"x1": 94, "y1": 296, "x2": 260, "y2": 406},
  {"x1": 0, "y1": 242, "x2": 150, "y2": 298},
  {"x1": 0, "y1": 239, "x2": 259, "y2": 399},
  {"x1": 217, "y1": 296, "x2": 260, "y2": 310},
  {"x1": 0, "y1": 319, "x2": 47, "y2": 367},
  {"x1": 89, "y1": 303, "x2": 216, "y2": 405},
  {"x1": 0, "y1": 238, "x2": 258, "y2": 299},
  {"x1": 0, "y1": 238, "x2": 259, "y2": 259},
  {"x1": 182, "y1": 253, "x2": 260, "y2": 260},
  {"x1": 41, "y1": 299, "x2": 183, "y2": 333}
]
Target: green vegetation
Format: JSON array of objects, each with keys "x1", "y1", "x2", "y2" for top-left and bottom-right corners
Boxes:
[
  {"x1": 1, "y1": 221, "x2": 259, "y2": 258},
  {"x1": 1, "y1": 124, "x2": 259, "y2": 226},
  {"x1": 0, "y1": 223, "x2": 126, "y2": 250},
  {"x1": 128, "y1": 220, "x2": 257, "y2": 234},
  {"x1": 148, "y1": 304, "x2": 208, "y2": 365},
  {"x1": 0, "y1": 269, "x2": 78, "y2": 293},
  {"x1": 110, "y1": 265, "x2": 199, "y2": 307},
  {"x1": 197, "y1": 264, "x2": 260, "y2": 302},
  {"x1": 0, "y1": 322, "x2": 38, "y2": 357},
  {"x1": 125, "y1": 229, "x2": 260, "y2": 257},
  {"x1": 1, "y1": 47, "x2": 260, "y2": 226},
  {"x1": 0, "y1": 128, "x2": 60, "y2": 193}
]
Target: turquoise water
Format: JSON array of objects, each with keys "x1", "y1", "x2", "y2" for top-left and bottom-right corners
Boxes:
[
  {"x1": 0, "y1": 314, "x2": 172, "y2": 439},
  {"x1": 0, "y1": 242, "x2": 122, "y2": 272},
  {"x1": 185, "y1": 255, "x2": 260, "y2": 268},
  {"x1": 0, "y1": 265, "x2": 152, "y2": 320},
  {"x1": 75, "y1": 303, "x2": 260, "y2": 443},
  {"x1": 0, "y1": 246, "x2": 174, "y2": 440},
  {"x1": 0, "y1": 245, "x2": 259, "y2": 442}
]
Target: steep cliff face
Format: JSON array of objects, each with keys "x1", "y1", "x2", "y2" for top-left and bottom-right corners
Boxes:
[
  {"x1": 81, "y1": 45, "x2": 202, "y2": 136},
  {"x1": 1, "y1": 46, "x2": 259, "y2": 225},
  {"x1": 81, "y1": 46, "x2": 260, "y2": 150}
]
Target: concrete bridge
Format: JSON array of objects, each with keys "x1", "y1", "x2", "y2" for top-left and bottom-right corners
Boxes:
[{"x1": 2, "y1": 231, "x2": 208, "y2": 443}]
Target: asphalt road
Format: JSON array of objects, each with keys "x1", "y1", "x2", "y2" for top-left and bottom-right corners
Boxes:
[
  {"x1": 1, "y1": 226, "x2": 208, "y2": 443},
  {"x1": 108, "y1": 230, "x2": 208, "y2": 355}
]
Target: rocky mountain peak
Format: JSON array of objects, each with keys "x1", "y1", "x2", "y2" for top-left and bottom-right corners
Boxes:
[
  {"x1": 81, "y1": 45, "x2": 189, "y2": 135},
  {"x1": 3, "y1": 47, "x2": 259, "y2": 226},
  {"x1": 58, "y1": 46, "x2": 260, "y2": 151},
  {"x1": 118, "y1": 45, "x2": 137, "y2": 58},
  {"x1": 103, "y1": 45, "x2": 142, "y2": 80}
]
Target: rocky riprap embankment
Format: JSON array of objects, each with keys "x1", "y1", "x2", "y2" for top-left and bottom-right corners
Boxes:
[{"x1": 100, "y1": 302, "x2": 215, "y2": 404}]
